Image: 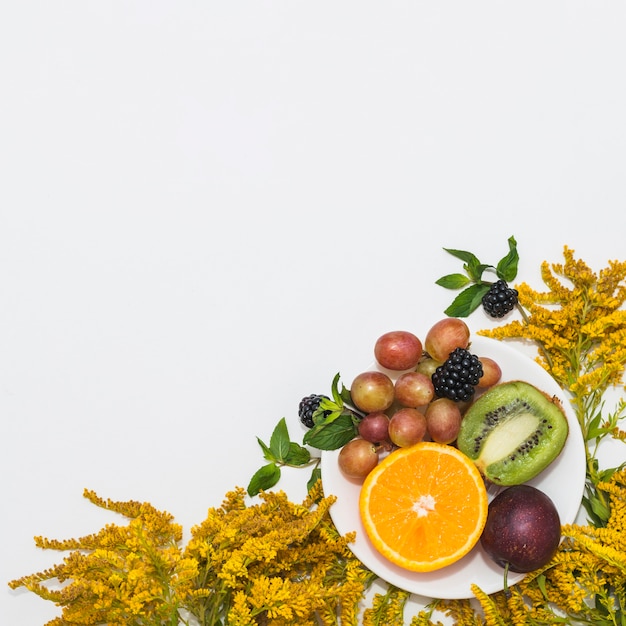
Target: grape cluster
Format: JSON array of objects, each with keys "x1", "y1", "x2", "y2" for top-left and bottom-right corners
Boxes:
[{"x1": 329, "y1": 321, "x2": 504, "y2": 480}]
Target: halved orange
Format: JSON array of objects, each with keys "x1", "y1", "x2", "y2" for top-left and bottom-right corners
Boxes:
[{"x1": 359, "y1": 442, "x2": 488, "y2": 572}]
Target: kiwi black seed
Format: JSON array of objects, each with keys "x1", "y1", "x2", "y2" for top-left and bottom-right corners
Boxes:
[{"x1": 457, "y1": 381, "x2": 569, "y2": 486}]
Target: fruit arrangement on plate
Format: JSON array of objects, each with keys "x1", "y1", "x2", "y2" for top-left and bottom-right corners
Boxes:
[
  {"x1": 301, "y1": 319, "x2": 584, "y2": 598},
  {"x1": 244, "y1": 240, "x2": 595, "y2": 600}
]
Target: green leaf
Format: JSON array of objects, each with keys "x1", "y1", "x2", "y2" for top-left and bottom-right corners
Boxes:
[
  {"x1": 307, "y1": 467, "x2": 322, "y2": 494},
  {"x1": 581, "y1": 498, "x2": 604, "y2": 527},
  {"x1": 313, "y1": 407, "x2": 342, "y2": 426},
  {"x1": 330, "y1": 372, "x2": 343, "y2": 405},
  {"x1": 443, "y1": 247, "x2": 481, "y2": 265},
  {"x1": 435, "y1": 273, "x2": 471, "y2": 289},
  {"x1": 438, "y1": 237, "x2": 522, "y2": 317},
  {"x1": 269, "y1": 417, "x2": 291, "y2": 462},
  {"x1": 443, "y1": 247, "x2": 490, "y2": 283},
  {"x1": 256, "y1": 437, "x2": 275, "y2": 462},
  {"x1": 284, "y1": 442, "x2": 311, "y2": 466},
  {"x1": 496, "y1": 236, "x2": 519, "y2": 282},
  {"x1": 536, "y1": 573, "x2": 548, "y2": 599},
  {"x1": 340, "y1": 384, "x2": 353, "y2": 406},
  {"x1": 302, "y1": 413, "x2": 358, "y2": 450},
  {"x1": 465, "y1": 260, "x2": 492, "y2": 283},
  {"x1": 598, "y1": 464, "x2": 624, "y2": 482},
  {"x1": 589, "y1": 494, "x2": 611, "y2": 523},
  {"x1": 587, "y1": 411, "x2": 604, "y2": 440},
  {"x1": 247, "y1": 463, "x2": 281, "y2": 496},
  {"x1": 443, "y1": 283, "x2": 491, "y2": 317}
]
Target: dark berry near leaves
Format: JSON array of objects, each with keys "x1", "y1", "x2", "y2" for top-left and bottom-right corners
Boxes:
[
  {"x1": 482, "y1": 280, "x2": 519, "y2": 318},
  {"x1": 298, "y1": 394, "x2": 331, "y2": 428},
  {"x1": 432, "y1": 348, "x2": 483, "y2": 402}
]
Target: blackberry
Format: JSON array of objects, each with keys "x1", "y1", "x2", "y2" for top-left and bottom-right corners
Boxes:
[
  {"x1": 298, "y1": 394, "x2": 331, "y2": 428},
  {"x1": 482, "y1": 280, "x2": 519, "y2": 318},
  {"x1": 432, "y1": 348, "x2": 483, "y2": 402}
]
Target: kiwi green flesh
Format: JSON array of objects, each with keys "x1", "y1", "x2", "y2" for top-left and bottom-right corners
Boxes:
[{"x1": 457, "y1": 381, "x2": 569, "y2": 486}]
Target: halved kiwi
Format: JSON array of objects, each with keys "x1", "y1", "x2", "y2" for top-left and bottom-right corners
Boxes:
[{"x1": 457, "y1": 381, "x2": 569, "y2": 486}]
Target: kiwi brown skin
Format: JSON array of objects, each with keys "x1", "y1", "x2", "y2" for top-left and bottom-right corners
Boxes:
[{"x1": 457, "y1": 380, "x2": 569, "y2": 486}]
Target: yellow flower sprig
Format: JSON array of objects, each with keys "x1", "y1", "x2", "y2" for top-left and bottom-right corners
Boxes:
[
  {"x1": 9, "y1": 489, "x2": 189, "y2": 626},
  {"x1": 182, "y1": 481, "x2": 375, "y2": 625},
  {"x1": 478, "y1": 246, "x2": 626, "y2": 526},
  {"x1": 9, "y1": 481, "x2": 376, "y2": 625},
  {"x1": 362, "y1": 584, "x2": 412, "y2": 626}
]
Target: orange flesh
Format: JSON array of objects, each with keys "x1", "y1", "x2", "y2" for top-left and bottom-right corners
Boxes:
[{"x1": 359, "y1": 442, "x2": 488, "y2": 572}]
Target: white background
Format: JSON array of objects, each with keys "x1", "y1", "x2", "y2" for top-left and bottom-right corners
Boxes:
[{"x1": 1, "y1": 2, "x2": 626, "y2": 623}]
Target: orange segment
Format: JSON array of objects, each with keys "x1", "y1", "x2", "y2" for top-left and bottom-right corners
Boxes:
[{"x1": 359, "y1": 442, "x2": 488, "y2": 572}]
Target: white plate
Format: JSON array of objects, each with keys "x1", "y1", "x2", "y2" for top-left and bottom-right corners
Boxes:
[{"x1": 320, "y1": 336, "x2": 586, "y2": 600}]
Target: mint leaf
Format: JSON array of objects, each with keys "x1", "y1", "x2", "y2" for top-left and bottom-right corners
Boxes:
[
  {"x1": 443, "y1": 247, "x2": 481, "y2": 266},
  {"x1": 444, "y1": 283, "x2": 491, "y2": 317},
  {"x1": 315, "y1": 373, "x2": 363, "y2": 426},
  {"x1": 303, "y1": 413, "x2": 358, "y2": 450},
  {"x1": 442, "y1": 245, "x2": 492, "y2": 282},
  {"x1": 247, "y1": 463, "x2": 281, "y2": 496},
  {"x1": 466, "y1": 259, "x2": 492, "y2": 283},
  {"x1": 340, "y1": 385, "x2": 353, "y2": 406},
  {"x1": 435, "y1": 273, "x2": 471, "y2": 289},
  {"x1": 269, "y1": 417, "x2": 291, "y2": 462},
  {"x1": 284, "y1": 442, "x2": 311, "y2": 466},
  {"x1": 330, "y1": 372, "x2": 343, "y2": 405},
  {"x1": 438, "y1": 236, "x2": 520, "y2": 318},
  {"x1": 496, "y1": 236, "x2": 519, "y2": 282},
  {"x1": 313, "y1": 407, "x2": 341, "y2": 426},
  {"x1": 256, "y1": 436, "x2": 275, "y2": 462}
]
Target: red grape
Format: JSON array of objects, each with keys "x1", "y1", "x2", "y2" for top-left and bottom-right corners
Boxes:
[
  {"x1": 358, "y1": 412, "x2": 390, "y2": 443},
  {"x1": 388, "y1": 408, "x2": 427, "y2": 447},
  {"x1": 338, "y1": 438, "x2": 379, "y2": 479},
  {"x1": 425, "y1": 398, "x2": 462, "y2": 444},
  {"x1": 350, "y1": 371, "x2": 395, "y2": 413},
  {"x1": 374, "y1": 330, "x2": 423, "y2": 371},
  {"x1": 394, "y1": 371, "x2": 435, "y2": 407},
  {"x1": 424, "y1": 318, "x2": 470, "y2": 363}
]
